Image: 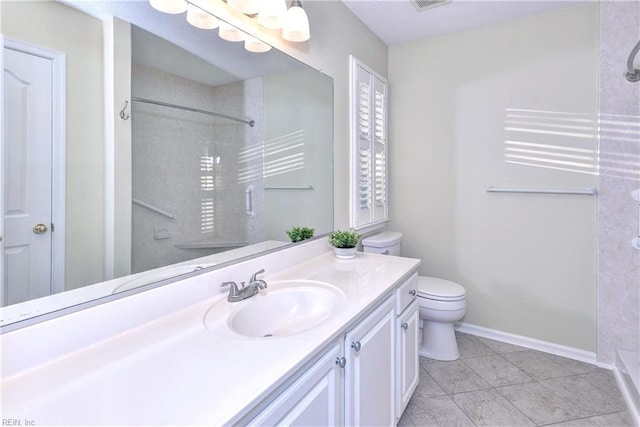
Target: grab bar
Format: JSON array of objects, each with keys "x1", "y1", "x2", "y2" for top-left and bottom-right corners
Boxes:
[
  {"x1": 132, "y1": 199, "x2": 177, "y2": 221},
  {"x1": 245, "y1": 185, "x2": 254, "y2": 217},
  {"x1": 625, "y1": 40, "x2": 640, "y2": 82},
  {"x1": 486, "y1": 186, "x2": 597, "y2": 196}
]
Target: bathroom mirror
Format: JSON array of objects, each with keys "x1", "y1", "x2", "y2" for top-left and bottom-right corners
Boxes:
[{"x1": 0, "y1": 0, "x2": 333, "y2": 327}]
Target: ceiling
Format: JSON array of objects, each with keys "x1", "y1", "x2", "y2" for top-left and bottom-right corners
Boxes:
[{"x1": 340, "y1": 0, "x2": 588, "y2": 46}]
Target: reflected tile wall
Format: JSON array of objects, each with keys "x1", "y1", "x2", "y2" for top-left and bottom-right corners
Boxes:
[
  {"x1": 597, "y1": 0, "x2": 640, "y2": 368},
  {"x1": 131, "y1": 65, "x2": 263, "y2": 272}
]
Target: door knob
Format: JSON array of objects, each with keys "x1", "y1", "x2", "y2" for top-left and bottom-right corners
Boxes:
[
  {"x1": 401, "y1": 322, "x2": 409, "y2": 330},
  {"x1": 335, "y1": 357, "x2": 347, "y2": 368},
  {"x1": 351, "y1": 341, "x2": 362, "y2": 352},
  {"x1": 33, "y1": 224, "x2": 48, "y2": 234}
]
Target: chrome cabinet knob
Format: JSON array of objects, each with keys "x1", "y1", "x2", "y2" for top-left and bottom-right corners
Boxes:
[
  {"x1": 401, "y1": 322, "x2": 409, "y2": 330},
  {"x1": 409, "y1": 289, "x2": 416, "y2": 296},
  {"x1": 335, "y1": 357, "x2": 347, "y2": 368},
  {"x1": 351, "y1": 341, "x2": 362, "y2": 352},
  {"x1": 33, "y1": 223, "x2": 48, "y2": 234}
]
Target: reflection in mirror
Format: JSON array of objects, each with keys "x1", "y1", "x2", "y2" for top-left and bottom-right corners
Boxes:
[{"x1": 0, "y1": 0, "x2": 333, "y2": 327}]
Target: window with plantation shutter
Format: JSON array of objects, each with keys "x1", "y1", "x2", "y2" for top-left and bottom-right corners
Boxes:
[{"x1": 349, "y1": 56, "x2": 389, "y2": 229}]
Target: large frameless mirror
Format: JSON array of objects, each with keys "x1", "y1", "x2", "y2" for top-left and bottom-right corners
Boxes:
[{"x1": 0, "y1": 0, "x2": 333, "y2": 328}]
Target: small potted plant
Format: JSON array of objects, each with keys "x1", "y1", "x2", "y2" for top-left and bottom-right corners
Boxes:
[
  {"x1": 286, "y1": 226, "x2": 315, "y2": 243},
  {"x1": 328, "y1": 229, "x2": 360, "y2": 259}
]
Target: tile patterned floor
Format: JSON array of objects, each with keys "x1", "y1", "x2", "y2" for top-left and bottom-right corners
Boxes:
[{"x1": 398, "y1": 333, "x2": 634, "y2": 427}]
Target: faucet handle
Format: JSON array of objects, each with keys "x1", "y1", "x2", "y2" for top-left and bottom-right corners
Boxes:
[{"x1": 250, "y1": 269, "x2": 265, "y2": 282}]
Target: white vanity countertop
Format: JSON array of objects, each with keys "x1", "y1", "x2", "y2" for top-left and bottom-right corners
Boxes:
[{"x1": 1, "y1": 251, "x2": 420, "y2": 426}]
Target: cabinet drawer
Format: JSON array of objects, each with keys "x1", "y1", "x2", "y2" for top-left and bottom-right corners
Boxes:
[{"x1": 396, "y1": 273, "x2": 417, "y2": 314}]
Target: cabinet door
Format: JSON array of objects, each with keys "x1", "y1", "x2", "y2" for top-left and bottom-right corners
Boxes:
[
  {"x1": 345, "y1": 295, "x2": 395, "y2": 426},
  {"x1": 396, "y1": 299, "x2": 420, "y2": 420},
  {"x1": 248, "y1": 341, "x2": 344, "y2": 426}
]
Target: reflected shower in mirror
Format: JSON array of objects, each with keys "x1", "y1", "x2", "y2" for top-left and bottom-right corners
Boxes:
[{"x1": 0, "y1": 0, "x2": 333, "y2": 327}]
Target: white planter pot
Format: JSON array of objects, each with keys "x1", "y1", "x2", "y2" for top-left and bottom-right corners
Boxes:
[{"x1": 333, "y1": 247, "x2": 356, "y2": 259}]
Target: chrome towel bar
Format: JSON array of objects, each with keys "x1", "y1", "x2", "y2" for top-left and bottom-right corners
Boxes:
[{"x1": 486, "y1": 186, "x2": 597, "y2": 196}]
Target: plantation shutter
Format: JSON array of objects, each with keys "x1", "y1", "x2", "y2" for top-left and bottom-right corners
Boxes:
[{"x1": 349, "y1": 56, "x2": 389, "y2": 229}]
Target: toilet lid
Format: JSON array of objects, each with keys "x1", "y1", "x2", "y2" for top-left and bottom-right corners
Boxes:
[{"x1": 417, "y1": 276, "x2": 466, "y2": 301}]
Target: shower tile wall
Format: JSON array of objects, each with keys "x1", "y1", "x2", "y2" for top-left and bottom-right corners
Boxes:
[
  {"x1": 597, "y1": 0, "x2": 640, "y2": 410},
  {"x1": 131, "y1": 64, "x2": 264, "y2": 272}
]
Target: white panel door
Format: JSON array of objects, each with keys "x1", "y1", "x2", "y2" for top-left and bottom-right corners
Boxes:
[{"x1": 3, "y1": 47, "x2": 54, "y2": 306}]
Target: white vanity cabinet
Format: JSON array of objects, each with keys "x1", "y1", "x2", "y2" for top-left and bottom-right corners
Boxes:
[
  {"x1": 246, "y1": 341, "x2": 345, "y2": 426},
  {"x1": 243, "y1": 273, "x2": 419, "y2": 427},
  {"x1": 395, "y1": 273, "x2": 420, "y2": 420},
  {"x1": 344, "y1": 294, "x2": 396, "y2": 426}
]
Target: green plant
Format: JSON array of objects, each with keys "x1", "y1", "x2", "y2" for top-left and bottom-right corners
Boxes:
[
  {"x1": 286, "y1": 226, "x2": 315, "y2": 242},
  {"x1": 328, "y1": 229, "x2": 360, "y2": 248}
]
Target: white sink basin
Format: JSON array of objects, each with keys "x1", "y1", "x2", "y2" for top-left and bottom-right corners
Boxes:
[{"x1": 204, "y1": 280, "x2": 346, "y2": 338}]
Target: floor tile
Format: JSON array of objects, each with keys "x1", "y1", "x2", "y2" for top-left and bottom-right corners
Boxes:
[
  {"x1": 544, "y1": 353, "x2": 602, "y2": 375},
  {"x1": 578, "y1": 370, "x2": 625, "y2": 399},
  {"x1": 503, "y1": 350, "x2": 574, "y2": 380},
  {"x1": 406, "y1": 395, "x2": 475, "y2": 426},
  {"x1": 412, "y1": 366, "x2": 447, "y2": 399},
  {"x1": 496, "y1": 381, "x2": 583, "y2": 425},
  {"x1": 451, "y1": 388, "x2": 535, "y2": 426},
  {"x1": 539, "y1": 375, "x2": 628, "y2": 417},
  {"x1": 397, "y1": 408, "x2": 414, "y2": 426},
  {"x1": 546, "y1": 418, "x2": 599, "y2": 426},
  {"x1": 463, "y1": 355, "x2": 534, "y2": 387},
  {"x1": 456, "y1": 334, "x2": 497, "y2": 359},
  {"x1": 419, "y1": 355, "x2": 440, "y2": 366},
  {"x1": 474, "y1": 336, "x2": 528, "y2": 354},
  {"x1": 589, "y1": 410, "x2": 636, "y2": 426},
  {"x1": 423, "y1": 360, "x2": 492, "y2": 394}
]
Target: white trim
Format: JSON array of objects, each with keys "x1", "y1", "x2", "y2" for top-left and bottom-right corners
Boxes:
[
  {"x1": 0, "y1": 34, "x2": 5, "y2": 307},
  {"x1": 614, "y1": 349, "x2": 640, "y2": 425},
  {"x1": 103, "y1": 18, "x2": 115, "y2": 281},
  {"x1": 3, "y1": 38, "x2": 66, "y2": 295},
  {"x1": 456, "y1": 322, "x2": 601, "y2": 367},
  {"x1": 613, "y1": 365, "x2": 640, "y2": 426}
]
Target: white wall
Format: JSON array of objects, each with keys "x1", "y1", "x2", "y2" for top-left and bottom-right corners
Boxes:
[
  {"x1": 263, "y1": 68, "x2": 333, "y2": 241},
  {"x1": 1, "y1": 1, "x2": 105, "y2": 291},
  {"x1": 389, "y1": 4, "x2": 599, "y2": 351}
]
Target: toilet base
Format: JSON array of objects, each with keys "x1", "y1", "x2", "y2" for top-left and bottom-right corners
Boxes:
[{"x1": 418, "y1": 320, "x2": 460, "y2": 361}]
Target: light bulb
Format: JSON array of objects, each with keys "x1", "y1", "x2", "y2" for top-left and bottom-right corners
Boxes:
[
  {"x1": 282, "y1": 0, "x2": 310, "y2": 42},
  {"x1": 149, "y1": 0, "x2": 187, "y2": 14},
  {"x1": 186, "y1": 4, "x2": 220, "y2": 29},
  {"x1": 219, "y1": 21, "x2": 245, "y2": 42},
  {"x1": 244, "y1": 35, "x2": 272, "y2": 53},
  {"x1": 257, "y1": 0, "x2": 287, "y2": 30},
  {"x1": 228, "y1": 0, "x2": 260, "y2": 15}
]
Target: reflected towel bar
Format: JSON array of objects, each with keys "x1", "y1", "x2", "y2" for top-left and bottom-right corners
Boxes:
[
  {"x1": 131, "y1": 97, "x2": 255, "y2": 127},
  {"x1": 486, "y1": 186, "x2": 597, "y2": 196},
  {"x1": 264, "y1": 185, "x2": 315, "y2": 190},
  {"x1": 133, "y1": 199, "x2": 177, "y2": 221}
]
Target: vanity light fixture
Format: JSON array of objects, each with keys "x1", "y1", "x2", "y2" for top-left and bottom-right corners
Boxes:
[
  {"x1": 149, "y1": 0, "x2": 310, "y2": 53},
  {"x1": 219, "y1": 21, "x2": 246, "y2": 41},
  {"x1": 186, "y1": 3, "x2": 220, "y2": 29},
  {"x1": 149, "y1": 0, "x2": 188, "y2": 14},
  {"x1": 282, "y1": 0, "x2": 310, "y2": 42},
  {"x1": 245, "y1": 34, "x2": 272, "y2": 52}
]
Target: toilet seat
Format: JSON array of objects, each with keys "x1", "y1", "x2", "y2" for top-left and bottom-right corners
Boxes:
[{"x1": 417, "y1": 276, "x2": 466, "y2": 301}]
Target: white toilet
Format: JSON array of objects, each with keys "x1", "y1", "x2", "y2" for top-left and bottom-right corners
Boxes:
[{"x1": 361, "y1": 231, "x2": 467, "y2": 361}]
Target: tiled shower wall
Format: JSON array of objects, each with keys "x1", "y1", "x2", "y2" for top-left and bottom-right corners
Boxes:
[
  {"x1": 597, "y1": 0, "x2": 640, "y2": 408},
  {"x1": 131, "y1": 65, "x2": 264, "y2": 273}
]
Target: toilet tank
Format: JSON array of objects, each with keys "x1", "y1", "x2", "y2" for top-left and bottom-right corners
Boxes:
[{"x1": 361, "y1": 231, "x2": 402, "y2": 255}]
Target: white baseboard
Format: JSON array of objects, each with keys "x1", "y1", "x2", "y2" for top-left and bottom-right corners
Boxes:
[
  {"x1": 613, "y1": 366, "x2": 640, "y2": 426},
  {"x1": 455, "y1": 322, "x2": 602, "y2": 367}
]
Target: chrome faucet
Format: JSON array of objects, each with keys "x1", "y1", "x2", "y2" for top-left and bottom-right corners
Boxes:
[{"x1": 221, "y1": 269, "x2": 268, "y2": 302}]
